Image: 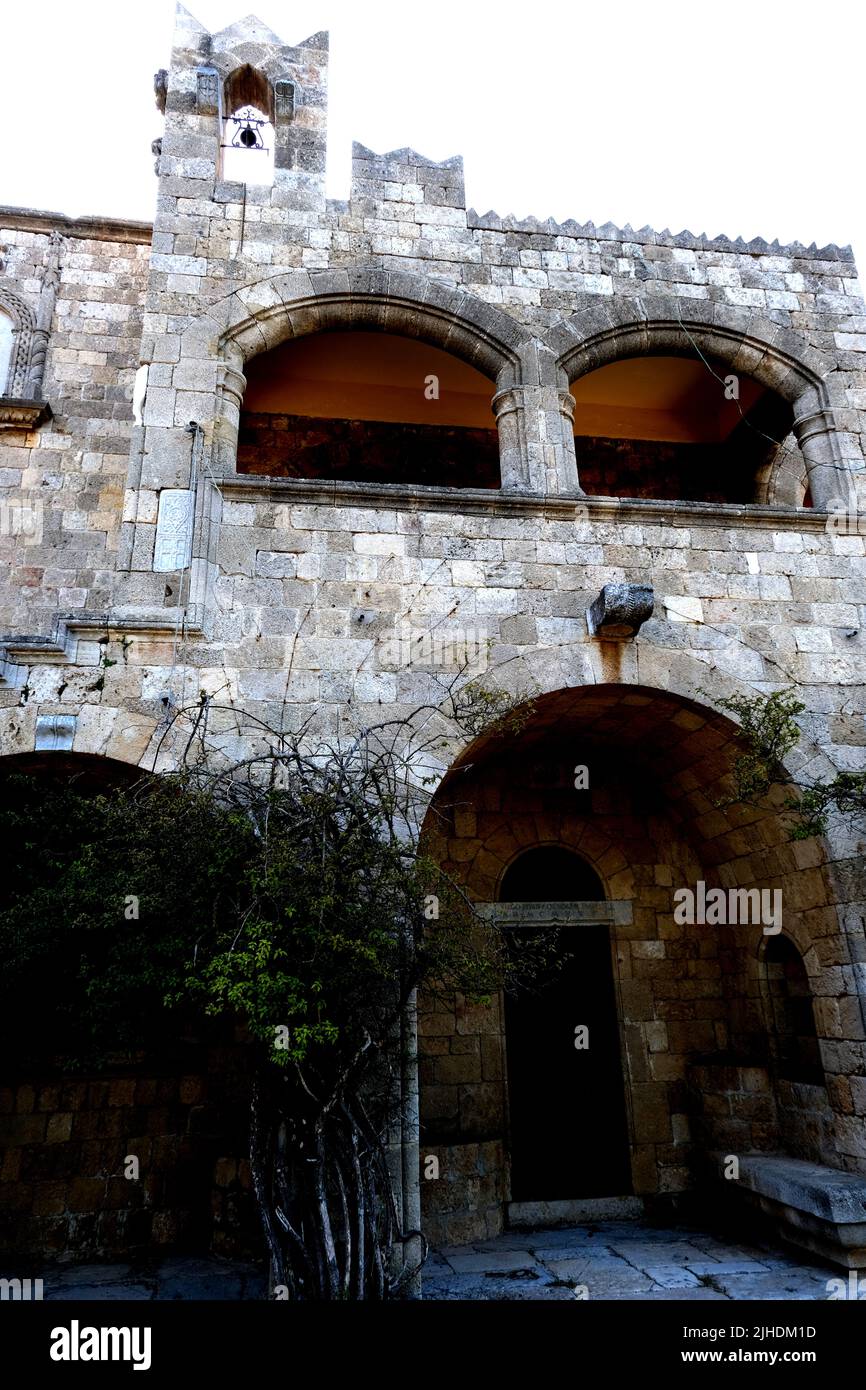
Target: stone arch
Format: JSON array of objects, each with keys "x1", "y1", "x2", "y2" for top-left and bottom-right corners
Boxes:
[
  {"x1": 209, "y1": 268, "x2": 534, "y2": 378},
  {"x1": 224, "y1": 63, "x2": 274, "y2": 120},
  {"x1": 466, "y1": 819, "x2": 637, "y2": 908},
  {"x1": 546, "y1": 295, "x2": 854, "y2": 509},
  {"x1": 179, "y1": 269, "x2": 555, "y2": 491},
  {"x1": 0, "y1": 288, "x2": 38, "y2": 398},
  {"x1": 0, "y1": 704, "x2": 167, "y2": 773},
  {"x1": 430, "y1": 642, "x2": 835, "y2": 782},
  {"x1": 414, "y1": 637, "x2": 851, "y2": 864},
  {"x1": 418, "y1": 677, "x2": 864, "y2": 1238},
  {"x1": 423, "y1": 668, "x2": 856, "y2": 1009}
]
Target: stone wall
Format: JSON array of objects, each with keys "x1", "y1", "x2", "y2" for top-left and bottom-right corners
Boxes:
[
  {"x1": 686, "y1": 1064, "x2": 780, "y2": 1162},
  {"x1": 0, "y1": 1045, "x2": 258, "y2": 1262},
  {"x1": 574, "y1": 435, "x2": 769, "y2": 503},
  {"x1": 420, "y1": 1140, "x2": 507, "y2": 1247},
  {"x1": 238, "y1": 412, "x2": 500, "y2": 487},
  {"x1": 0, "y1": 211, "x2": 150, "y2": 635}
]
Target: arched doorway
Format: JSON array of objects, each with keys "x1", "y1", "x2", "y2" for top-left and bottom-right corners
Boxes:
[
  {"x1": 0, "y1": 752, "x2": 257, "y2": 1263},
  {"x1": 499, "y1": 846, "x2": 631, "y2": 1201},
  {"x1": 417, "y1": 681, "x2": 855, "y2": 1247},
  {"x1": 763, "y1": 935, "x2": 823, "y2": 1087}
]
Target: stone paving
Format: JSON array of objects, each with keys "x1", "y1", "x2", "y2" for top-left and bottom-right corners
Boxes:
[
  {"x1": 18, "y1": 1255, "x2": 267, "y2": 1301},
  {"x1": 423, "y1": 1220, "x2": 840, "y2": 1301},
  {"x1": 8, "y1": 1221, "x2": 840, "y2": 1300}
]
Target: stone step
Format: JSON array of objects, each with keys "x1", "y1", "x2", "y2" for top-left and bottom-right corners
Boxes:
[{"x1": 508, "y1": 1196, "x2": 645, "y2": 1227}]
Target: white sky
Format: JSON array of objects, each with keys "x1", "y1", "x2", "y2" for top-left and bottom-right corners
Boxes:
[{"x1": 2, "y1": 1, "x2": 865, "y2": 275}]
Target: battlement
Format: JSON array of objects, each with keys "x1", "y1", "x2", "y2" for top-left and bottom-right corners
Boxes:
[
  {"x1": 347, "y1": 141, "x2": 851, "y2": 260},
  {"x1": 350, "y1": 143, "x2": 465, "y2": 211},
  {"x1": 153, "y1": 11, "x2": 853, "y2": 263},
  {"x1": 172, "y1": 6, "x2": 328, "y2": 60},
  {"x1": 465, "y1": 210, "x2": 853, "y2": 261}
]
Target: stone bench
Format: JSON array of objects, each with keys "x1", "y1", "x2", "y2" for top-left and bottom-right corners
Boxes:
[{"x1": 727, "y1": 1155, "x2": 866, "y2": 1270}]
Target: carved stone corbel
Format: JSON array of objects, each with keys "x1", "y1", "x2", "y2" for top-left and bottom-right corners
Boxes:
[{"x1": 587, "y1": 583, "x2": 654, "y2": 639}]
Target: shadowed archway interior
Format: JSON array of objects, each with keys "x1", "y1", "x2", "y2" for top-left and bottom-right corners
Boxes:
[
  {"x1": 417, "y1": 684, "x2": 837, "y2": 1244},
  {"x1": 568, "y1": 354, "x2": 800, "y2": 503}
]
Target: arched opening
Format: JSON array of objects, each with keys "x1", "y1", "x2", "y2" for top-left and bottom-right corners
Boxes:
[
  {"x1": 0, "y1": 748, "x2": 142, "y2": 793},
  {"x1": 222, "y1": 65, "x2": 274, "y2": 186},
  {"x1": 499, "y1": 847, "x2": 631, "y2": 1202},
  {"x1": 417, "y1": 684, "x2": 844, "y2": 1244},
  {"x1": 239, "y1": 330, "x2": 500, "y2": 487},
  {"x1": 764, "y1": 935, "x2": 822, "y2": 1086},
  {"x1": 499, "y1": 845, "x2": 604, "y2": 902},
  {"x1": 570, "y1": 355, "x2": 800, "y2": 503},
  {"x1": 0, "y1": 753, "x2": 257, "y2": 1263}
]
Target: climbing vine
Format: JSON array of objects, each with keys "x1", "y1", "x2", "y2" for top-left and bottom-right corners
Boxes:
[{"x1": 715, "y1": 688, "x2": 866, "y2": 840}]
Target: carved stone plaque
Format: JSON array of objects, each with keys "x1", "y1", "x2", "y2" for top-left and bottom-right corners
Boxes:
[
  {"x1": 477, "y1": 901, "x2": 633, "y2": 929},
  {"x1": 154, "y1": 489, "x2": 193, "y2": 572},
  {"x1": 196, "y1": 66, "x2": 220, "y2": 117}
]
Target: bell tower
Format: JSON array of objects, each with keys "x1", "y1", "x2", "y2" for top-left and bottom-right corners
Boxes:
[
  {"x1": 119, "y1": 8, "x2": 330, "y2": 626},
  {"x1": 154, "y1": 6, "x2": 329, "y2": 209}
]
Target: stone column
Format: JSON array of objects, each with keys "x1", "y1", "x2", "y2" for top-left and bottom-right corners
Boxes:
[
  {"x1": 492, "y1": 385, "x2": 530, "y2": 491},
  {"x1": 211, "y1": 357, "x2": 247, "y2": 477},
  {"x1": 493, "y1": 384, "x2": 579, "y2": 495},
  {"x1": 792, "y1": 396, "x2": 857, "y2": 511},
  {"x1": 25, "y1": 230, "x2": 63, "y2": 400},
  {"x1": 400, "y1": 987, "x2": 422, "y2": 1297}
]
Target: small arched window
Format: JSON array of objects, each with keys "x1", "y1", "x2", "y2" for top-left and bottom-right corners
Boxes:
[
  {"x1": 0, "y1": 310, "x2": 14, "y2": 395},
  {"x1": 765, "y1": 935, "x2": 823, "y2": 1085}
]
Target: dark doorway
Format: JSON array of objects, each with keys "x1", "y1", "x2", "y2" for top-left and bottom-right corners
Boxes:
[{"x1": 501, "y1": 848, "x2": 632, "y2": 1201}]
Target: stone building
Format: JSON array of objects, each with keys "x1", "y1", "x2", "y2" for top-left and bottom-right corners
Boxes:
[{"x1": 0, "y1": 7, "x2": 864, "y2": 1271}]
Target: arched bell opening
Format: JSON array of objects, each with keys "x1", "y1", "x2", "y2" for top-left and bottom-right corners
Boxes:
[{"x1": 222, "y1": 64, "x2": 275, "y2": 186}]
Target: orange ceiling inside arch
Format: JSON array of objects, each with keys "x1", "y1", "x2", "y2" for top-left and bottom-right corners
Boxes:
[
  {"x1": 242, "y1": 332, "x2": 767, "y2": 442},
  {"x1": 242, "y1": 332, "x2": 496, "y2": 428},
  {"x1": 570, "y1": 356, "x2": 765, "y2": 442}
]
